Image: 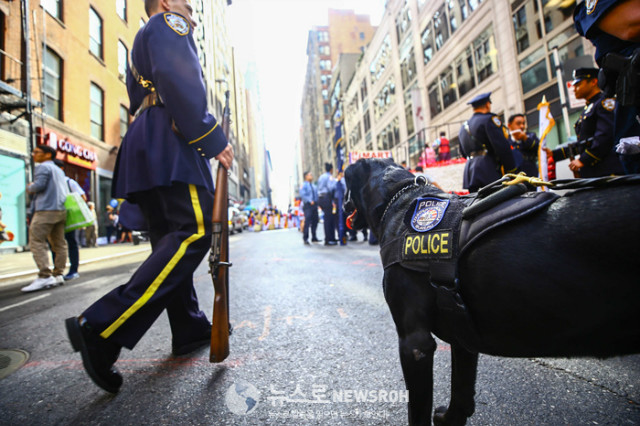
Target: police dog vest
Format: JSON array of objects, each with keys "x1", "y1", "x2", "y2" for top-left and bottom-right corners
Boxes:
[{"x1": 379, "y1": 184, "x2": 559, "y2": 280}]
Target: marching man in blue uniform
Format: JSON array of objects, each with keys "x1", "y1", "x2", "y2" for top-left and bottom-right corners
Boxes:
[
  {"x1": 65, "y1": 0, "x2": 233, "y2": 393},
  {"x1": 458, "y1": 92, "x2": 517, "y2": 192}
]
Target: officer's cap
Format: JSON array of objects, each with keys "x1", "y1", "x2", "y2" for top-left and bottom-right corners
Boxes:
[
  {"x1": 571, "y1": 67, "x2": 599, "y2": 85},
  {"x1": 467, "y1": 92, "x2": 491, "y2": 108}
]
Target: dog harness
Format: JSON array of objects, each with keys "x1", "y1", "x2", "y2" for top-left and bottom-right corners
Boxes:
[{"x1": 378, "y1": 175, "x2": 560, "y2": 352}]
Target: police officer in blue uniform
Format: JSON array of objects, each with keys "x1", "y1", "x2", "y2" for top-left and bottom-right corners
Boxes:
[
  {"x1": 458, "y1": 92, "x2": 517, "y2": 192},
  {"x1": 574, "y1": 0, "x2": 640, "y2": 174},
  {"x1": 547, "y1": 68, "x2": 623, "y2": 177},
  {"x1": 65, "y1": 0, "x2": 233, "y2": 393}
]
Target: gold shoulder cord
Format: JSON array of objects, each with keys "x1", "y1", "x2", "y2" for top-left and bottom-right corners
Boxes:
[{"x1": 502, "y1": 173, "x2": 554, "y2": 188}]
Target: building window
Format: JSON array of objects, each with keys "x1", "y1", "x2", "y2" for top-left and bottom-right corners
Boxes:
[
  {"x1": 421, "y1": 22, "x2": 435, "y2": 66},
  {"x1": 117, "y1": 40, "x2": 128, "y2": 82},
  {"x1": 455, "y1": 47, "x2": 476, "y2": 98},
  {"x1": 42, "y1": 0, "x2": 61, "y2": 20},
  {"x1": 440, "y1": 66, "x2": 458, "y2": 108},
  {"x1": 43, "y1": 47, "x2": 62, "y2": 120},
  {"x1": 119, "y1": 105, "x2": 129, "y2": 140},
  {"x1": 433, "y1": 6, "x2": 450, "y2": 50},
  {"x1": 428, "y1": 81, "x2": 443, "y2": 118},
  {"x1": 360, "y1": 79, "x2": 368, "y2": 101},
  {"x1": 116, "y1": 0, "x2": 127, "y2": 22},
  {"x1": 90, "y1": 83, "x2": 104, "y2": 140},
  {"x1": 370, "y1": 34, "x2": 392, "y2": 84},
  {"x1": 399, "y1": 35, "x2": 417, "y2": 89},
  {"x1": 473, "y1": 26, "x2": 498, "y2": 83},
  {"x1": 374, "y1": 77, "x2": 396, "y2": 120},
  {"x1": 89, "y1": 8, "x2": 103, "y2": 60}
]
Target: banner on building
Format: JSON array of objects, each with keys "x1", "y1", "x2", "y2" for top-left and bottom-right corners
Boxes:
[
  {"x1": 348, "y1": 150, "x2": 393, "y2": 164},
  {"x1": 411, "y1": 89, "x2": 426, "y2": 132},
  {"x1": 334, "y1": 117, "x2": 345, "y2": 172},
  {"x1": 537, "y1": 96, "x2": 555, "y2": 183}
]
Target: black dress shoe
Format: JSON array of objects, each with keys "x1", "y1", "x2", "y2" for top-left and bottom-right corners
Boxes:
[
  {"x1": 325, "y1": 241, "x2": 337, "y2": 246},
  {"x1": 172, "y1": 325, "x2": 212, "y2": 356},
  {"x1": 65, "y1": 316, "x2": 122, "y2": 393},
  {"x1": 303, "y1": 240, "x2": 310, "y2": 245},
  {"x1": 311, "y1": 238, "x2": 320, "y2": 242}
]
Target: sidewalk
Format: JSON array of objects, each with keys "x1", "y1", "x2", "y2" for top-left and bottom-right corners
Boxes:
[{"x1": 0, "y1": 242, "x2": 151, "y2": 284}]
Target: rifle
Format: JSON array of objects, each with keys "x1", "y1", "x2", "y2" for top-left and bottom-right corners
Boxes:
[
  {"x1": 209, "y1": 90, "x2": 232, "y2": 363},
  {"x1": 558, "y1": 137, "x2": 594, "y2": 178}
]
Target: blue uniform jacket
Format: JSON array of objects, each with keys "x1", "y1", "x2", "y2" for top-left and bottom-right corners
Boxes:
[
  {"x1": 458, "y1": 113, "x2": 517, "y2": 191},
  {"x1": 112, "y1": 12, "x2": 228, "y2": 199},
  {"x1": 551, "y1": 92, "x2": 623, "y2": 177}
]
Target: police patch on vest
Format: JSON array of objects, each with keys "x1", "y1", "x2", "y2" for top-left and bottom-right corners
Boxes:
[
  {"x1": 586, "y1": 0, "x2": 598, "y2": 14},
  {"x1": 492, "y1": 116, "x2": 502, "y2": 127},
  {"x1": 602, "y1": 98, "x2": 615, "y2": 111},
  {"x1": 410, "y1": 197, "x2": 449, "y2": 232},
  {"x1": 403, "y1": 231, "x2": 453, "y2": 260},
  {"x1": 165, "y1": 13, "x2": 190, "y2": 36}
]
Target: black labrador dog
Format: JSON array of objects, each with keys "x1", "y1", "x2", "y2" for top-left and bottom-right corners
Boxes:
[{"x1": 343, "y1": 158, "x2": 640, "y2": 425}]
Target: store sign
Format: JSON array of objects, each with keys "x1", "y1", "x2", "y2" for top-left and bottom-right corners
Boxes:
[
  {"x1": 348, "y1": 150, "x2": 393, "y2": 164},
  {"x1": 36, "y1": 127, "x2": 97, "y2": 170}
]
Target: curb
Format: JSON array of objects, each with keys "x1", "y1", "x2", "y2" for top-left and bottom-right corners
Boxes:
[{"x1": 0, "y1": 247, "x2": 151, "y2": 282}]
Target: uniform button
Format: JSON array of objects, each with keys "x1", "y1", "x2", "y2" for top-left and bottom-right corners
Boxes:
[
  {"x1": 201, "y1": 154, "x2": 206, "y2": 157},
  {"x1": 197, "y1": 148, "x2": 202, "y2": 151}
]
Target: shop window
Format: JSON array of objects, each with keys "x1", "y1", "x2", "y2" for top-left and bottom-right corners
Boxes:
[
  {"x1": 90, "y1": 82, "x2": 104, "y2": 140},
  {"x1": 89, "y1": 7, "x2": 103, "y2": 60},
  {"x1": 43, "y1": 47, "x2": 62, "y2": 120}
]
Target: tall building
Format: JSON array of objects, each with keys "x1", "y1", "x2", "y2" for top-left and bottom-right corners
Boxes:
[
  {"x1": 322, "y1": 0, "x2": 594, "y2": 181},
  {"x1": 0, "y1": 0, "x2": 147, "y2": 247},
  {"x1": 0, "y1": 0, "x2": 259, "y2": 249},
  {"x1": 300, "y1": 9, "x2": 377, "y2": 181}
]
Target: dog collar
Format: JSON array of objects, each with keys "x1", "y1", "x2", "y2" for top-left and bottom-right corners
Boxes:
[{"x1": 380, "y1": 175, "x2": 427, "y2": 225}]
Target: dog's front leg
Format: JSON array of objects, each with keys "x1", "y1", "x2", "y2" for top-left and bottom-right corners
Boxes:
[
  {"x1": 433, "y1": 344, "x2": 478, "y2": 426},
  {"x1": 383, "y1": 267, "x2": 436, "y2": 426}
]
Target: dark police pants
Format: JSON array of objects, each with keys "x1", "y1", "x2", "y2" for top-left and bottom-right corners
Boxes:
[
  {"x1": 302, "y1": 202, "x2": 319, "y2": 242},
  {"x1": 318, "y1": 195, "x2": 336, "y2": 242},
  {"x1": 82, "y1": 183, "x2": 213, "y2": 349}
]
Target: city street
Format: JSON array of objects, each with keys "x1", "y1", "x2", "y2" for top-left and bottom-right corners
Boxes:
[{"x1": 0, "y1": 228, "x2": 639, "y2": 425}]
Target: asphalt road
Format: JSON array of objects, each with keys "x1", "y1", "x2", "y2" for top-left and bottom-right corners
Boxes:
[{"x1": 0, "y1": 228, "x2": 638, "y2": 425}]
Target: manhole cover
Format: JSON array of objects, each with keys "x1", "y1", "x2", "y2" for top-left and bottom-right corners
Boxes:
[{"x1": 0, "y1": 349, "x2": 29, "y2": 380}]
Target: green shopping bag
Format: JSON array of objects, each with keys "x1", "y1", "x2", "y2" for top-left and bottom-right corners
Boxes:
[{"x1": 64, "y1": 193, "x2": 95, "y2": 232}]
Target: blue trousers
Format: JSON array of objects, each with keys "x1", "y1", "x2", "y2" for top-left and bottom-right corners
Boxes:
[{"x1": 83, "y1": 183, "x2": 213, "y2": 349}]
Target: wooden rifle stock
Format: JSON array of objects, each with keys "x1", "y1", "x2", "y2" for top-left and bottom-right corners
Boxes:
[{"x1": 209, "y1": 91, "x2": 231, "y2": 363}]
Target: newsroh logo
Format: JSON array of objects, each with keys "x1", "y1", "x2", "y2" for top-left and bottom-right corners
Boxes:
[{"x1": 225, "y1": 381, "x2": 260, "y2": 415}]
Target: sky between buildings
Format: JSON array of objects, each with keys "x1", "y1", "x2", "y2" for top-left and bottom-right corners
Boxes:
[{"x1": 228, "y1": 0, "x2": 385, "y2": 209}]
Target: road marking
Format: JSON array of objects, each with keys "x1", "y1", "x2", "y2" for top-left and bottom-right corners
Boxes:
[
  {"x1": 0, "y1": 293, "x2": 51, "y2": 312},
  {"x1": 258, "y1": 305, "x2": 272, "y2": 341}
]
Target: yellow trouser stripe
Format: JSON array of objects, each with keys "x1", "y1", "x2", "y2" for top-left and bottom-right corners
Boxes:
[
  {"x1": 100, "y1": 185, "x2": 205, "y2": 339},
  {"x1": 188, "y1": 123, "x2": 218, "y2": 144}
]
